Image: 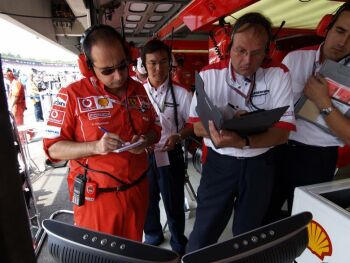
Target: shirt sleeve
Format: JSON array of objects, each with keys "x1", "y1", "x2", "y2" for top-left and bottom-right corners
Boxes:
[
  {"x1": 181, "y1": 89, "x2": 193, "y2": 124},
  {"x1": 42, "y1": 86, "x2": 76, "y2": 161},
  {"x1": 11, "y1": 81, "x2": 22, "y2": 97},
  {"x1": 188, "y1": 71, "x2": 205, "y2": 123},
  {"x1": 269, "y1": 67, "x2": 296, "y2": 131}
]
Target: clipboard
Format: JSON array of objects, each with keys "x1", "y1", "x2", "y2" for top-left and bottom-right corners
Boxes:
[
  {"x1": 195, "y1": 73, "x2": 288, "y2": 136},
  {"x1": 295, "y1": 59, "x2": 350, "y2": 134}
]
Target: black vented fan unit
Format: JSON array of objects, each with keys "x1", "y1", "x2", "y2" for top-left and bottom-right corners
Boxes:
[{"x1": 42, "y1": 219, "x2": 179, "y2": 263}]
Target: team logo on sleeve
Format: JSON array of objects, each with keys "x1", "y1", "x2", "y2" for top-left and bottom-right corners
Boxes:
[
  {"x1": 78, "y1": 96, "x2": 113, "y2": 112},
  {"x1": 44, "y1": 125, "x2": 61, "y2": 139},
  {"x1": 53, "y1": 93, "x2": 68, "y2": 108},
  {"x1": 48, "y1": 109, "x2": 66, "y2": 125}
]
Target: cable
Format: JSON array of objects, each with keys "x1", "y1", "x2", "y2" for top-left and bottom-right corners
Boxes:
[
  {"x1": 0, "y1": 10, "x2": 86, "y2": 19},
  {"x1": 209, "y1": 31, "x2": 224, "y2": 61}
]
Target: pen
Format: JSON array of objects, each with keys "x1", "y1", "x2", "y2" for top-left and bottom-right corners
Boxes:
[
  {"x1": 98, "y1": 126, "x2": 125, "y2": 144},
  {"x1": 228, "y1": 103, "x2": 236, "y2": 110},
  {"x1": 98, "y1": 126, "x2": 109, "y2": 134}
]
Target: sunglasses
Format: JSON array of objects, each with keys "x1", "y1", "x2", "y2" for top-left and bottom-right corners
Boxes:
[{"x1": 94, "y1": 60, "x2": 129, "y2": 76}]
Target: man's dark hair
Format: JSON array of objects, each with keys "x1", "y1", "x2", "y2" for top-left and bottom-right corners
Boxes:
[
  {"x1": 6, "y1": 68, "x2": 12, "y2": 73},
  {"x1": 327, "y1": 2, "x2": 350, "y2": 31},
  {"x1": 80, "y1": 24, "x2": 129, "y2": 68},
  {"x1": 141, "y1": 39, "x2": 172, "y2": 70},
  {"x1": 229, "y1": 12, "x2": 272, "y2": 53}
]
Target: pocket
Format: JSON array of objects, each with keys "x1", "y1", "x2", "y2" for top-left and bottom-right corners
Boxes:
[{"x1": 251, "y1": 93, "x2": 267, "y2": 106}]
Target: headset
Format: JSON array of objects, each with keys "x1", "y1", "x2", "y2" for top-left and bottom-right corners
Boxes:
[
  {"x1": 80, "y1": 24, "x2": 129, "y2": 70},
  {"x1": 228, "y1": 12, "x2": 273, "y2": 54},
  {"x1": 327, "y1": 1, "x2": 350, "y2": 31}
]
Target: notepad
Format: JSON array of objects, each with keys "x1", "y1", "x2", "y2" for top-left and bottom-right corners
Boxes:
[{"x1": 195, "y1": 73, "x2": 288, "y2": 136}]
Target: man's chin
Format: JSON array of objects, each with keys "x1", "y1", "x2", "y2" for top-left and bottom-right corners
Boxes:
[
  {"x1": 237, "y1": 69, "x2": 253, "y2": 77},
  {"x1": 109, "y1": 82, "x2": 126, "y2": 89}
]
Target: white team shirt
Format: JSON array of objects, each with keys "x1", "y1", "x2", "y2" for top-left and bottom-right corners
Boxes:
[
  {"x1": 144, "y1": 78, "x2": 192, "y2": 149},
  {"x1": 189, "y1": 59, "x2": 295, "y2": 158},
  {"x1": 283, "y1": 44, "x2": 350, "y2": 147}
]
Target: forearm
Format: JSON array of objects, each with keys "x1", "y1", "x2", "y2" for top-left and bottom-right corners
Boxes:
[
  {"x1": 193, "y1": 122, "x2": 209, "y2": 138},
  {"x1": 249, "y1": 127, "x2": 289, "y2": 148},
  {"x1": 12, "y1": 96, "x2": 19, "y2": 107},
  {"x1": 144, "y1": 129, "x2": 159, "y2": 147},
  {"x1": 178, "y1": 126, "x2": 194, "y2": 140},
  {"x1": 48, "y1": 140, "x2": 99, "y2": 160},
  {"x1": 324, "y1": 109, "x2": 350, "y2": 145}
]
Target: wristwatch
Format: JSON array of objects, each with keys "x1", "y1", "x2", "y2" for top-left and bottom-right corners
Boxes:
[
  {"x1": 242, "y1": 136, "x2": 250, "y2": 150},
  {"x1": 320, "y1": 106, "x2": 334, "y2": 117}
]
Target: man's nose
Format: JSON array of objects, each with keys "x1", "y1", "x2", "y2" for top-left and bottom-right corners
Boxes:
[
  {"x1": 242, "y1": 53, "x2": 253, "y2": 64},
  {"x1": 337, "y1": 34, "x2": 350, "y2": 47},
  {"x1": 112, "y1": 69, "x2": 124, "y2": 80}
]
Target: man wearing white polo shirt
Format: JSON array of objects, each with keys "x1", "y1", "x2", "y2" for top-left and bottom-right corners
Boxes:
[
  {"x1": 141, "y1": 39, "x2": 193, "y2": 255},
  {"x1": 265, "y1": 2, "x2": 350, "y2": 222},
  {"x1": 186, "y1": 12, "x2": 295, "y2": 252}
]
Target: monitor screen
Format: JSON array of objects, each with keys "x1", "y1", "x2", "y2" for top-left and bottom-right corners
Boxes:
[
  {"x1": 42, "y1": 219, "x2": 179, "y2": 263},
  {"x1": 182, "y1": 212, "x2": 312, "y2": 263}
]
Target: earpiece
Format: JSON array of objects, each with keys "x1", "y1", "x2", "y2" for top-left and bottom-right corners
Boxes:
[
  {"x1": 80, "y1": 25, "x2": 101, "y2": 69},
  {"x1": 80, "y1": 24, "x2": 130, "y2": 70},
  {"x1": 326, "y1": 2, "x2": 350, "y2": 31}
]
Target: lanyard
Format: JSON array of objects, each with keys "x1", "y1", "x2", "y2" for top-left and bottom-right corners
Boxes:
[
  {"x1": 225, "y1": 64, "x2": 256, "y2": 106},
  {"x1": 145, "y1": 83, "x2": 170, "y2": 114}
]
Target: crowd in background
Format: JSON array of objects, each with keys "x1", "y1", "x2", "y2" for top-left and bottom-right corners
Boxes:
[{"x1": 3, "y1": 65, "x2": 81, "y2": 124}]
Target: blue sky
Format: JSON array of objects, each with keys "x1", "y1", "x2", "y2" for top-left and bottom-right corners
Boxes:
[{"x1": 0, "y1": 17, "x2": 77, "y2": 62}]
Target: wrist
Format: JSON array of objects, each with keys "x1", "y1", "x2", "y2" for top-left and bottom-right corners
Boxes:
[
  {"x1": 242, "y1": 136, "x2": 251, "y2": 150},
  {"x1": 316, "y1": 98, "x2": 333, "y2": 111},
  {"x1": 140, "y1": 134, "x2": 149, "y2": 146},
  {"x1": 175, "y1": 133, "x2": 182, "y2": 142},
  {"x1": 320, "y1": 105, "x2": 334, "y2": 117}
]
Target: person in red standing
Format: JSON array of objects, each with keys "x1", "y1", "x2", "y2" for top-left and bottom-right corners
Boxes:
[
  {"x1": 6, "y1": 69, "x2": 26, "y2": 125},
  {"x1": 43, "y1": 25, "x2": 161, "y2": 241}
]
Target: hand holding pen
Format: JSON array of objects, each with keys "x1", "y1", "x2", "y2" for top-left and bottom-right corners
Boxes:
[{"x1": 97, "y1": 126, "x2": 125, "y2": 154}]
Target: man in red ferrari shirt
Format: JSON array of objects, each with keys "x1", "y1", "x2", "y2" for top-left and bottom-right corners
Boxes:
[{"x1": 43, "y1": 25, "x2": 161, "y2": 241}]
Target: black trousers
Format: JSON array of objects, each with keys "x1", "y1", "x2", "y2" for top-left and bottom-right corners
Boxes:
[
  {"x1": 186, "y1": 148, "x2": 275, "y2": 253},
  {"x1": 144, "y1": 145, "x2": 187, "y2": 254},
  {"x1": 264, "y1": 141, "x2": 338, "y2": 223}
]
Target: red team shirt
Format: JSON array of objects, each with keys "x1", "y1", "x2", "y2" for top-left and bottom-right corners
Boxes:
[{"x1": 43, "y1": 77, "x2": 161, "y2": 240}]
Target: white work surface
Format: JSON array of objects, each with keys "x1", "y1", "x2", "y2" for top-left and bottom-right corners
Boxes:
[{"x1": 292, "y1": 178, "x2": 350, "y2": 263}]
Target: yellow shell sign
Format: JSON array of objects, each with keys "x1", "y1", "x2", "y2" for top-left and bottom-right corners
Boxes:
[
  {"x1": 307, "y1": 220, "x2": 332, "y2": 260},
  {"x1": 98, "y1": 98, "x2": 109, "y2": 107}
]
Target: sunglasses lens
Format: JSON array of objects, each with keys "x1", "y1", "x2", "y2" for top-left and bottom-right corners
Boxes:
[
  {"x1": 101, "y1": 68, "x2": 115, "y2": 75},
  {"x1": 100, "y1": 61, "x2": 128, "y2": 76},
  {"x1": 116, "y1": 62, "x2": 127, "y2": 71}
]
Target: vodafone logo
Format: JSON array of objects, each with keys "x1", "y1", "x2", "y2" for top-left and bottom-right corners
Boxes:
[
  {"x1": 78, "y1": 97, "x2": 97, "y2": 112},
  {"x1": 78, "y1": 96, "x2": 113, "y2": 112},
  {"x1": 307, "y1": 220, "x2": 332, "y2": 260},
  {"x1": 82, "y1": 98, "x2": 93, "y2": 108},
  {"x1": 48, "y1": 109, "x2": 65, "y2": 125}
]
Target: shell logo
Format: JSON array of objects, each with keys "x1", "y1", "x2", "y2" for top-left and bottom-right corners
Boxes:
[
  {"x1": 98, "y1": 98, "x2": 109, "y2": 107},
  {"x1": 307, "y1": 220, "x2": 332, "y2": 260}
]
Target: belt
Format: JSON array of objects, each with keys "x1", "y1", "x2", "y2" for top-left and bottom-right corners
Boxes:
[
  {"x1": 287, "y1": 140, "x2": 338, "y2": 150},
  {"x1": 98, "y1": 172, "x2": 147, "y2": 193}
]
